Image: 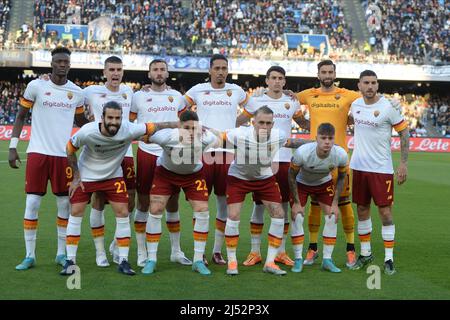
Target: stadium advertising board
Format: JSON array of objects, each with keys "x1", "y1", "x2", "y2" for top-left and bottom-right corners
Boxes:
[
  {"x1": 31, "y1": 51, "x2": 450, "y2": 81},
  {"x1": 44, "y1": 24, "x2": 88, "y2": 41},
  {"x1": 1, "y1": 126, "x2": 448, "y2": 152},
  {"x1": 284, "y1": 33, "x2": 330, "y2": 55}
]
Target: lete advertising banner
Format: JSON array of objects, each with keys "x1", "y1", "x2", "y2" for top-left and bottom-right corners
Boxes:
[{"x1": 0, "y1": 126, "x2": 449, "y2": 153}]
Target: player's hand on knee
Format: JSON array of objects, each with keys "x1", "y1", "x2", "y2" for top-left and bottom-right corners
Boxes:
[
  {"x1": 69, "y1": 179, "x2": 83, "y2": 198},
  {"x1": 8, "y1": 149, "x2": 21, "y2": 169},
  {"x1": 291, "y1": 203, "x2": 303, "y2": 220}
]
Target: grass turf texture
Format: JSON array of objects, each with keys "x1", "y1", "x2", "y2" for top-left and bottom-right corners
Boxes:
[{"x1": 0, "y1": 141, "x2": 449, "y2": 300}]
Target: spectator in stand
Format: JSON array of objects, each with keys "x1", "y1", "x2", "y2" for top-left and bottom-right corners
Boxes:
[
  {"x1": 0, "y1": 0, "x2": 11, "y2": 48},
  {"x1": 363, "y1": 0, "x2": 449, "y2": 65}
]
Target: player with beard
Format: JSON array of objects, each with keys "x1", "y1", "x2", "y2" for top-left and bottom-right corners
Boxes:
[
  {"x1": 61, "y1": 101, "x2": 176, "y2": 276},
  {"x1": 78, "y1": 56, "x2": 136, "y2": 268},
  {"x1": 130, "y1": 59, "x2": 191, "y2": 267},
  {"x1": 296, "y1": 60, "x2": 360, "y2": 268}
]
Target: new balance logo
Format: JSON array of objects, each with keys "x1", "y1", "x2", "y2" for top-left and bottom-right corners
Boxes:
[{"x1": 45, "y1": 92, "x2": 51, "y2": 96}]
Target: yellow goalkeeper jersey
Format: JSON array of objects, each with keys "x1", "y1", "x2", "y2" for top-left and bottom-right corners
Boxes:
[{"x1": 297, "y1": 87, "x2": 360, "y2": 152}]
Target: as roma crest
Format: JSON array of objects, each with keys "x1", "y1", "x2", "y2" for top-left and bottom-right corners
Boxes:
[
  {"x1": 67, "y1": 92, "x2": 73, "y2": 100},
  {"x1": 284, "y1": 103, "x2": 290, "y2": 110},
  {"x1": 374, "y1": 110, "x2": 380, "y2": 117},
  {"x1": 328, "y1": 165, "x2": 335, "y2": 171},
  {"x1": 226, "y1": 89, "x2": 232, "y2": 97},
  {"x1": 122, "y1": 93, "x2": 127, "y2": 100},
  {"x1": 168, "y1": 96, "x2": 174, "y2": 103},
  {"x1": 335, "y1": 94, "x2": 341, "y2": 100}
]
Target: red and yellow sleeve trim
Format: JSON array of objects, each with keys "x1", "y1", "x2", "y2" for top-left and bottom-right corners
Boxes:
[
  {"x1": 290, "y1": 162, "x2": 300, "y2": 171},
  {"x1": 240, "y1": 93, "x2": 250, "y2": 106},
  {"x1": 242, "y1": 108, "x2": 253, "y2": 118},
  {"x1": 184, "y1": 94, "x2": 194, "y2": 106},
  {"x1": 146, "y1": 122, "x2": 156, "y2": 136},
  {"x1": 221, "y1": 132, "x2": 227, "y2": 143},
  {"x1": 129, "y1": 112, "x2": 137, "y2": 122},
  {"x1": 75, "y1": 106, "x2": 85, "y2": 114},
  {"x1": 393, "y1": 120, "x2": 408, "y2": 133},
  {"x1": 19, "y1": 97, "x2": 34, "y2": 109},
  {"x1": 66, "y1": 140, "x2": 79, "y2": 155},
  {"x1": 178, "y1": 106, "x2": 187, "y2": 117}
]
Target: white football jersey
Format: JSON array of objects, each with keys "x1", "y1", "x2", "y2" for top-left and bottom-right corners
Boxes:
[
  {"x1": 184, "y1": 82, "x2": 248, "y2": 152},
  {"x1": 350, "y1": 96, "x2": 408, "y2": 174},
  {"x1": 291, "y1": 142, "x2": 348, "y2": 186},
  {"x1": 226, "y1": 126, "x2": 287, "y2": 181},
  {"x1": 244, "y1": 93, "x2": 301, "y2": 162},
  {"x1": 83, "y1": 84, "x2": 134, "y2": 157},
  {"x1": 149, "y1": 128, "x2": 219, "y2": 175},
  {"x1": 131, "y1": 88, "x2": 186, "y2": 156},
  {"x1": 20, "y1": 79, "x2": 84, "y2": 157},
  {"x1": 70, "y1": 121, "x2": 150, "y2": 182}
]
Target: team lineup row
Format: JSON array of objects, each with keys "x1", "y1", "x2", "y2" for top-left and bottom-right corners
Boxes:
[{"x1": 8, "y1": 48, "x2": 409, "y2": 277}]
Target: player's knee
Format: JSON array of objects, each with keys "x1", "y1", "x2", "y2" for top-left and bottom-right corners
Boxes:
[
  {"x1": 192, "y1": 203, "x2": 208, "y2": 213},
  {"x1": 166, "y1": 196, "x2": 179, "y2": 212},
  {"x1": 127, "y1": 197, "x2": 135, "y2": 213},
  {"x1": 137, "y1": 194, "x2": 150, "y2": 212},
  {"x1": 227, "y1": 210, "x2": 240, "y2": 221},
  {"x1": 357, "y1": 205, "x2": 370, "y2": 218},
  {"x1": 70, "y1": 204, "x2": 86, "y2": 217},
  {"x1": 378, "y1": 206, "x2": 393, "y2": 224},
  {"x1": 338, "y1": 196, "x2": 350, "y2": 203},
  {"x1": 150, "y1": 203, "x2": 165, "y2": 215}
]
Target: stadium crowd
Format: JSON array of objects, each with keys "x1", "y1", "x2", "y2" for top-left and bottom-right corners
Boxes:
[
  {"x1": 0, "y1": 0, "x2": 10, "y2": 48},
  {"x1": 1, "y1": 79, "x2": 447, "y2": 136},
  {"x1": 363, "y1": 0, "x2": 449, "y2": 65},
  {"x1": 1, "y1": 0, "x2": 447, "y2": 65}
]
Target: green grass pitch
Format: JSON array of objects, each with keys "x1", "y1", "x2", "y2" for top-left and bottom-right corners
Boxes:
[{"x1": 0, "y1": 141, "x2": 449, "y2": 300}]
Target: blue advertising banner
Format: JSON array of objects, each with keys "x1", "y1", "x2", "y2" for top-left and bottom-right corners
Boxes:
[
  {"x1": 44, "y1": 24, "x2": 88, "y2": 41},
  {"x1": 284, "y1": 33, "x2": 330, "y2": 55}
]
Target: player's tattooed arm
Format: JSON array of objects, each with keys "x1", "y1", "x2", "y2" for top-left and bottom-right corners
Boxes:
[
  {"x1": 331, "y1": 170, "x2": 346, "y2": 222},
  {"x1": 236, "y1": 113, "x2": 251, "y2": 127},
  {"x1": 288, "y1": 165, "x2": 303, "y2": 218},
  {"x1": 66, "y1": 150, "x2": 83, "y2": 198},
  {"x1": 150, "y1": 121, "x2": 179, "y2": 133},
  {"x1": 397, "y1": 128, "x2": 409, "y2": 185},
  {"x1": 8, "y1": 106, "x2": 30, "y2": 169},
  {"x1": 284, "y1": 138, "x2": 312, "y2": 149},
  {"x1": 288, "y1": 165, "x2": 300, "y2": 204},
  {"x1": 347, "y1": 113, "x2": 354, "y2": 125},
  {"x1": 294, "y1": 116, "x2": 310, "y2": 131},
  {"x1": 75, "y1": 112, "x2": 90, "y2": 127}
]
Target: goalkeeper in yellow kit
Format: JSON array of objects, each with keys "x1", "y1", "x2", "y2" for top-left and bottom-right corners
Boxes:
[{"x1": 296, "y1": 60, "x2": 360, "y2": 268}]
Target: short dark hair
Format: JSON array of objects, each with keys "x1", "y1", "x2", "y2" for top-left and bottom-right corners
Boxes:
[
  {"x1": 51, "y1": 47, "x2": 71, "y2": 56},
  {"x1": 149, "y1": 59, "x2": 168, "y2": 69},
  {"x1": 317, "y1": 123, "x2": 335, "y2": 136},
  {"x1": 210, "y1": 54, "x2": 228, "y2": 68},
  {"x1": 254, "y1": 105, "x2": 274, "y2": 117},
  {"x1": 359, "y1": 70, "x2": 378, "y2": 80},
  {"x1": 180, "y1": 110, "x2": 199, "y2": 122},
  {"x1": 102, "y1": 101, "x2": 122, "y2": 116},
  {"x1": 266, "y1": 66, "x2": 286, "y2": 78},
  {"x1": 104, "y1": 56, "x2": 123, "y2": 67},
  {"x1": 317, "y1": 59, "x2": 336, "y2": 71}
]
